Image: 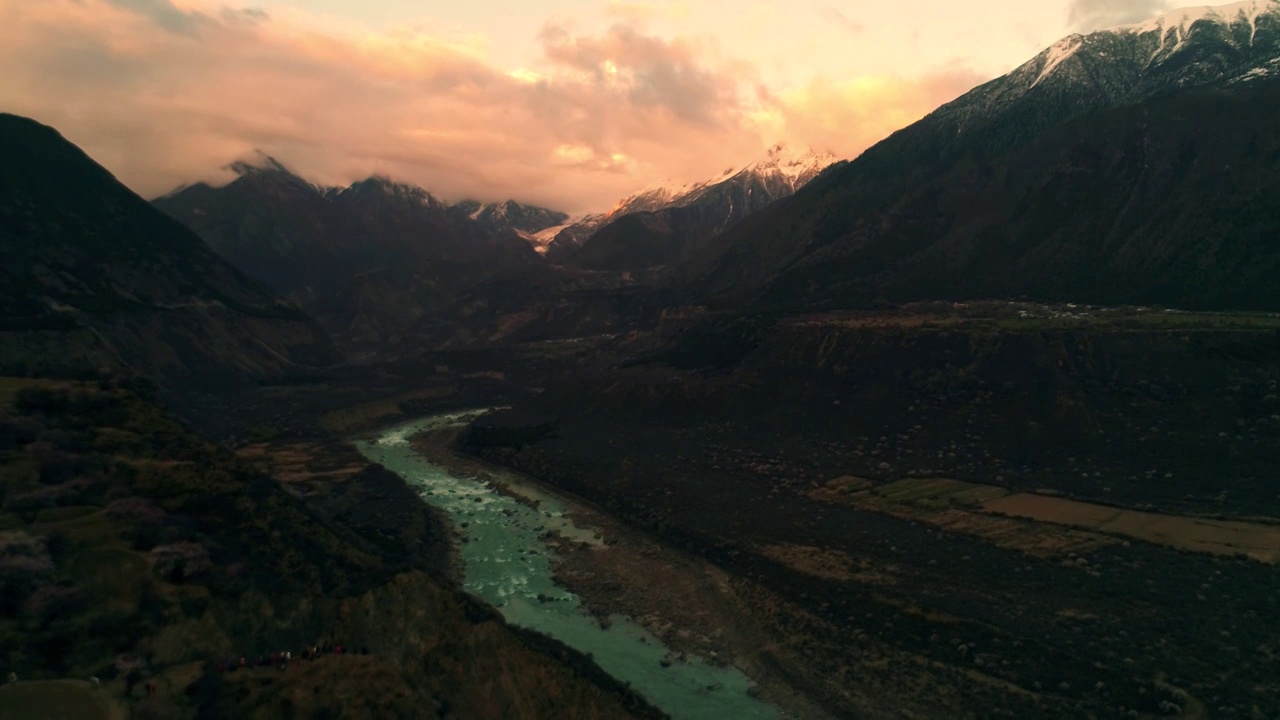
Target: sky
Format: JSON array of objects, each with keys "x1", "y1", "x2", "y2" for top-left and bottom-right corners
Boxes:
[{"x1": 0, "y1": 0, "x2": 1185, "y2": 212}]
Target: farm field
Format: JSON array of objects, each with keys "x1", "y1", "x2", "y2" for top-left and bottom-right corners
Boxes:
[
  {"x1": 812, "y1": 477, "x2": 1280, "y2": 564},
  {"x1": 807, "y1": 477, "x2": 1116, "y2": 558},
  {"x1": 984, "y1": 493, "x2": 1280, "y2": 564}
]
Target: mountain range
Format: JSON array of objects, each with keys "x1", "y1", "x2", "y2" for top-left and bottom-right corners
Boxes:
[
  {"x1": 154, "y1": 160, "x2": 562, "y2": 351},
  {"x1": 45, "y1": 0, "x2": 1280, "y2": 364},
  {"x1": 153, "y1": 143, "x2": 836, "y2": 353},
  {"x1": 546, "y1": 145, "x2": 836, "y2": 270},
  {"x1": 688, "y1": 0, "x2": 1280, "y2": 311}
]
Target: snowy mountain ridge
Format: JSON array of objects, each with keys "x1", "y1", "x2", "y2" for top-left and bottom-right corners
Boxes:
[
  {"x1": 1118, "y1": 0, "x2": 1276, "y2": 36},
  {"x1": 1021, "y1": 0, "x2": 1280, "y2": 92},
  {"x1": 614, "y1": 143, "x2": 836, "y2": 219},
  {"x1": 451, "y1": 198, "x2": 569, "y2": 237},
  {"x1": 919, "y1": 0, "x2": 1280, "y2": 145},
  {"x1": 543, "y1": 143, "x2": 837, "y2": 268},
  {"x1": 540, "y1": 143, "x2": 836, "y2": 258}
]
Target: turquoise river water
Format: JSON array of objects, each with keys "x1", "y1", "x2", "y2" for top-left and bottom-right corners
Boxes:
[{"x1": 355, "y1": 411, "x2": 781, "y2": 720}]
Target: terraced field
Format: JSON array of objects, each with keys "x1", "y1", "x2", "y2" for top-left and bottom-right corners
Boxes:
[
  {"x1": 815, "y1": 477, "x2": 1280, "y2": 564},
  {"x1": 984, "y1": 494, "x2": 1280, "y2": 564}
]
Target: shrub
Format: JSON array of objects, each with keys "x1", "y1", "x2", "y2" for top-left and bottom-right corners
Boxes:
[
  {"x1": 23, "y1": 584, "x2": 85, "y2": 629},
  {"x1": 14, "y1": 387, "x2": 76, "y2": 415},
  {"x1": 4, "y1": 484, "x2": 81, "y2": 514},
  {"x1": 109, "y1": 497, "x2": 191, "y2": 551},
  {"x1": 0, "y1": 416, "x2": 43, "y2": 450},
  {"x1": 149, "y1": 542, "x2": 211, "y2": 583},
  {"x1": 0, "y1": 531, "x2": 55, "y2": 614},
  {"x1": 106, "y1": 497, "x2": 167, "y2": 525},
  {"x1": 41, "y1": 529, "x2": 70, "y2": 561},
  {"x1": 37, "y1": 451, "x2": 86, "y2": 485},
  {"x1": 104, "y1": 485, "x2": 132, "y2": 502}
]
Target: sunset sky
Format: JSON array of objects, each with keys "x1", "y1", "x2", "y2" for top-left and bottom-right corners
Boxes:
[{"x1": 0, "y1": 0, "x2": 1183, "y2": 211}]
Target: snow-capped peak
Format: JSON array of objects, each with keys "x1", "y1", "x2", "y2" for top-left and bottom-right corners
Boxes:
[
  {"x1": 1117, "y1": 0, "x2": 1276, "y2": 36},
  {"x1": 608, "y1": 143, "x2": 836, "y2": 218},
  {"x1": 1017, "y1": 0, "x2": 1280, "y2": 89},
  {"x1": 743, "y1": 143, "x2": 838, "y2": 186},
  {"x1": 533, "y1": 143, "x2": 840, "y2": 255},
  {"x1": 605, "y1": 180, "x2": 709, "y2": 218},
  {"x1": 480, "y1": 199, "x2": 516, "y2": 219}
]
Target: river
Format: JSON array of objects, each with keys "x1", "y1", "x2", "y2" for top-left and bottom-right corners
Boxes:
[{"x1": 354, "y1": 410, "x2": 781, "y2": 720}]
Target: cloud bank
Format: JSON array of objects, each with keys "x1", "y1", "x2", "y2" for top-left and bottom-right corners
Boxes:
[
  {"x1": 0, "y1": 0, "x2": 984, "y2": 212},
  {"x1": 1066, "y1": 0, "x2": 1172, "y2": 33}
]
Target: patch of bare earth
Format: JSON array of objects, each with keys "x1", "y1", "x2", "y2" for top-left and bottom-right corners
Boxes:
[
  {"x1": 236, "y1": 442, "x2": 364, "y2": 488},
  {"x1": 754, "y1": 543, "x2": 901, "y2": 586}
]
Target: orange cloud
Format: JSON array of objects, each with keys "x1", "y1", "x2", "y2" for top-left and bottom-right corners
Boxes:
[
  {"x1": 763, "y1": 70, "x2": 990, "y2": 159},
  {"x1": 604, "y1": 1, "x2": 693, "y2": 25},
  {"x1": 0, "y1": 0, "x2": 986, "y2": 212}
]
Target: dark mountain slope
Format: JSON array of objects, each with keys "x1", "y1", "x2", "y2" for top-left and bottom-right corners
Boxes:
[
  {"x1": 451, "y1": 198, "x2": 569, "y2": 236},
  {"x1": 563, "y1": 146, "x2": 834, "y2": 272},
  {"x1": 152, "y1": 159, "x2": 346, "y2": 299},
  {"x1": 760, "y1": 78, "x2": 1280, "y2": 310},
  {"x1": 0, "y1": 114, "x2": 335, "y2": 385},
  {"x1": 692, "y1": 1, "x2": 1280, "y2": 311},
  {"x1": 156, "y1": 170, "x2": 543, "y2": 352},
  {"x1": 568, "y1": 175, "x2": 803, "y2": 272}
]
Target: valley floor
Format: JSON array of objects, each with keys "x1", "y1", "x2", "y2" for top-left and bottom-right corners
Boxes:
[
  {"x1": 9, "y1": 301, "x2": 1276, "y2": 718},
  {"x1": 449, "y1": 303, "x2": 1280, "y2": 719}
]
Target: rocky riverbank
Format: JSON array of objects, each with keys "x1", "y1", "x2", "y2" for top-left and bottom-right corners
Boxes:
[{"x1": 409, "y1": 425, "x2": 831, "y2": 719}]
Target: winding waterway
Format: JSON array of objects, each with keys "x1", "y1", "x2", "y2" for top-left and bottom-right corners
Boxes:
[{"x1": 355, "y1": 410, "x2": 780, "y2": 720}]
